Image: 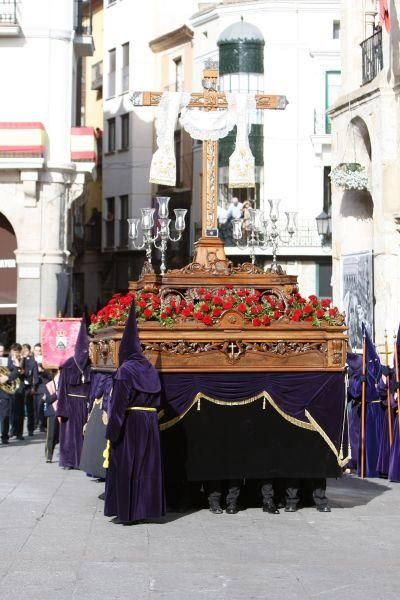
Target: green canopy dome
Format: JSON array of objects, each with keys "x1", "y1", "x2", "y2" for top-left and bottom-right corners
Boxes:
[{"x1": 218, "y1": 19, "x2": 265, "y2": 75}]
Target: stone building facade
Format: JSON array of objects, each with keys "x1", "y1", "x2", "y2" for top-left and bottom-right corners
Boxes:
[
  {"x1": 329, "y1": 0, "x2": 400, "y2": 354},
  {"x1": 0, "y1": 0, "x2": 96, "y2": 345}
]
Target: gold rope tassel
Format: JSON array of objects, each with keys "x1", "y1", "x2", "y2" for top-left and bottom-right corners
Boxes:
[{"x1": 102, "y1": 440, "x2": 110, "y2": 469}]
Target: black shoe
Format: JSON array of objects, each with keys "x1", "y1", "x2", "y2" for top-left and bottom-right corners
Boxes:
[
  {"x1": 1, "y1": 439, "x2": 9, "y2": 445},
  {"x1": 209, "y1": 505, "x2": 223, "y2": 514},
  {"x1": 263, "y1": 501, "x2": 279, "y2": 514},
  {"x1": 226, "y1": 505, "x2": 239, "y2": 514},
  {"x1": 317, "y1": 505, "x2": 331, "y2": 513},
  {"x1": 284, "y1": 504, "x2": 297, "y2": 513},
  {"x1": 16, "y1": 435, "x2": 24, "y2": 441},
  {"x1": 46, "y1": 459, "x2": 52, "y2": 463},
  {"x1": 28, "y1": 432, "x2": 34, "y2": 437}
]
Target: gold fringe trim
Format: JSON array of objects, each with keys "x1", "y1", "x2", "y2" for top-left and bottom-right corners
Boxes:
[
  {"x1": 305, "y1": 410, "x2": 350, "y2": 468},
  {"x1": 68, "y1": 393, "x2": 88, "y2": 398},
  {"x1": 266, "y1": 395, "x2": 314, "y2": 431}
]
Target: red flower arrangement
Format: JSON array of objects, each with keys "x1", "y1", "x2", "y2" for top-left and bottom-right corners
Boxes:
[{"x1": 89, "y1": 288, "x2": 343, "y2": 333}]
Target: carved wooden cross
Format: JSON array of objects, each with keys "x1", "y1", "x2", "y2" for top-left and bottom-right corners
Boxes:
[{"x1": 131, "y1": 63, "x2": 288, "y2": 267}]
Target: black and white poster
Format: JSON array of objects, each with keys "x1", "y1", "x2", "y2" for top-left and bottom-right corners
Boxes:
[{"x1": 341, "y1": 251, "x2": 374, "y2": 352}]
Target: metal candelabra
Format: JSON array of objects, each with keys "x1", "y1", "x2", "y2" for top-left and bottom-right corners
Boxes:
[
  {"x1": 232, "y1": 199, "x2": 297, "y2": 273},
  {"x1": 127, "y1": 196, "x2": 187, "y2": 276}
]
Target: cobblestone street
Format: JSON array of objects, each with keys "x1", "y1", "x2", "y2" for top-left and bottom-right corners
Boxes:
[{"x1": 0, "y1": 435, "x2": 399, "y2": 600}]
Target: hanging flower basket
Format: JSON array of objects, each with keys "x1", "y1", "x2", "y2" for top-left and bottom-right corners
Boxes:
[{"x1": 330, "y1": 162, "x2": 368, "y2": 191}]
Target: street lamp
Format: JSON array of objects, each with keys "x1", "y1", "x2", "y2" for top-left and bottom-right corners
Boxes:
[{"x1": 315, "y1": 209, "x2": 332, "y2": 241}]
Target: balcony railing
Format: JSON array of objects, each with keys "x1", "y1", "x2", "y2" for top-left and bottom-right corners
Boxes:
[
  {"x1": 104, "y1": 220, "x2": 115, "y2": 248},
  {"x1": 0, "y1": 0, "x2": 17, "y2": 24},
  {"x1": 313, "y1": 109, "x2": 331, "y2": 135},
  {"x1": 361, "y1": 27, "x2": 383, "y2": 85},
  {"x1": 74, "y1": 0, "x2": 92, "y2": 36},
  {"x1": 91, "y1": 60, "x2": 103, "y2": 91}
]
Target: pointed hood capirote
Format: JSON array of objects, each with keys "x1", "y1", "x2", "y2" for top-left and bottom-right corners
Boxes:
[
  {"x1": 116, "y1": 301, "x2": 161, "y2": 394},
  {"x1": 74, "y1": 318, "x2": 90, "y2": 371}
]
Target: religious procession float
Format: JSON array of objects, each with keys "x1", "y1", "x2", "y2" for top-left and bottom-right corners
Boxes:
[{"x1": 89, "y1": 61, "x2": 349, "y2": 484}]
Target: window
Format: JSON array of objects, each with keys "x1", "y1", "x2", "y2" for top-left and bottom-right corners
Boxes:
[
  {"x1": 119, "y1": 195, "x2": 129, "y2": 248},
  {"x1": 105, "y1": 197, "x2": 115, "y2": 248},
  {"x1": 325, "y1": 71, "x2": 341, "y2": 133},
  {"x1": 120, "y1": 113, "x2": 129, "y2": 150},
  {"x1": 316, "y1": 262, "x2": 332, "y2": 299},
  {"x1": 108, "y1": 48, "x2": 116, "y2": 97},
  {"x1": 107, "y1": 118, "x2": 116, "y2": 152},
  {"x1": 323, "y1": 166, "x2": 332, "y2": 214},
  {"x1": 174, "y1": 57, "x2": 183, "y2": 92},
  {"x1": 333, "y1": 20, "x2": 340, "y2": 39},
  {"x1": 122, "y1": 42, "x2": 129, "y2": 92}
]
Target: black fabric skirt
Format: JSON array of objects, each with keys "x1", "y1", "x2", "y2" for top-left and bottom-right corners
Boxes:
[
  {"x1": 161, "y1": 398, "x2": 341, "y2": 482},
  {"x1": 79, "y1": 400, "x2": 107, "y2": 479}
]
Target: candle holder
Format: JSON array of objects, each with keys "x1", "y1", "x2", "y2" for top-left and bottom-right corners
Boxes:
[
  {"x1": 232, "y1": 199, "x2": 297, "y2": 273},
  {"x1": 128, "y1": 197, "x2": 187, "y2": 276}
]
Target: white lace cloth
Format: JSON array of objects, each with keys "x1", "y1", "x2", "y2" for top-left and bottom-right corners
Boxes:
[
  {"x1": 179, "y1": 101, "x2": 236, "y2": 141},
  {"x1": 227, "y1": 93, "x2": 256, "y2": 189},
  {"x1": 149, "y1": 92, "x2": 190, "y2": 187}
]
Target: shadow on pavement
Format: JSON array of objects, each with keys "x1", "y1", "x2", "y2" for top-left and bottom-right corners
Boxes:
[{"x1": 328, "y1": 473, "x2": 392, "y2": 508}]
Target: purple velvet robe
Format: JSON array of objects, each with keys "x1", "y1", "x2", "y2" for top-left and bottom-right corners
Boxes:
[
  {"x1": 56, "y1": 319, "x2": 91, "y2": 469},
  {"x1": 104, "y1": 301, "x2": 165, "y2": 523},
  {"x1": 389, "y1": 416, "x2": 400, "y2": 482},
  {"x1": 56, "y1": 362, "x2": 90, "y2": 468},
  {"x1": 104, "y1": 380, "x2": 165, "y2": 522}
]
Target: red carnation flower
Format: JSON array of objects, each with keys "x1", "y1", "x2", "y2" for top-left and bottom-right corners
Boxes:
[
  {"x1": 263, "y1": 315, "x2": 271, "y2": 325},
  {"x1": 138, "y1": 300, "x2": 146, "y2": 309},
  {"x1": 200, "y1": 302, "x2": 209, "y2": 312},
  {"x1": 252, "y1": 317, "x2": 262, "y2": 327},
  {"x1": 204, "y1": 292, "x2": 212, "y2": 301},
  {"x1": 329, "y1": 307, "x2": 337, "y2": 317},
  {"x1": 245, "y1": 297, "x2": 254, "y2": 305},
  {"x1": 164, "y1": 306, "x2": 172, "y2": 315},
  {"x1": 309, "y1": 295, "x2": 317, "y2": 301},
  {"x1": 273, "y1": 310, "x2": 281, "y2": 320},
  {"x1": 217, "y1": 288, "x2": 226, "y2": 296},
  {"x1": 175, "y1": 306, "x2": 181, "y2": 315},
  {"x1": 237, "y1": 290, "x2": 247, "y2": 297},
  {"x1": 287, "y1": 297, "x2": 294, "y2": 304},
  {"x1": 304, "y1": 316, "x2": 313, "y2": 322},
  {"x1": 226, "y1": 284, "x2": 233, "y2": 289},
  {"x1": 277, "y1": 300, "x2": 284, "y2": 310},
  {"x1": 292, "y1": 314, "x2": 300, "y2": 322},
  {"x1": 293, "y1": 308, "x2": 302, "y2": 318},
  {"x1": 223, "y1": 301, "x2": 233, "y2": 310},
  {"x1": 160, "y1": 311, "x2": 167, "y2": 319},
  {"x1": 193, "y1": 311, "x2": 202, "y2": 320},
  {"x1": 203, "y1": 315, "x2": 212, "y2": 326},
  {"x1": 143, "y1": 308, "x2": 153, "y2": 319},
  {"x1": 250, "y1": 306, "x2": 259, "y2": 315},
  {"x1": 212, "y1": 307, "x2": 222, "y2": 317},
  {"x1": 316, "y1": 309, "x2": 324, "y2": 318},
  {"x1": 321, "y1": 298, "x2": 331, "y2": 308},
  {"x1": 212, "y1": 296, "x2": 223, "y2": 306},
  {"x1": 303, "y1": 305, "x2": 313, "y2": 315},
  {"x1": 182, "y1": 308, "x2": 192, "y2": 317},
  {"x1": 169, "y1": 298, "x2": 176, "y2": 307},
  {"x1": 237, "y1": 303, "x2": 247, "y2": 313},
  {"x1": 197, "y1": 288, "x2": 205, "y2": 296}
]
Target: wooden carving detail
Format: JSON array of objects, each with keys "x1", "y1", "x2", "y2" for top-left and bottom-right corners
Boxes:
[
  {"x1": 143, "y1": 339, "x2": 327, "y2": 360},
  {"x1": 248, "y1": 341, "x2": 328, "y2": 357},
  {"x1": 204, "y1": 140, "x2": 218, "y2": 233},
  {"x1": 331, "y1": 339, "x2": 344, "y2": 365},
  {"x1": 97, "y1": 339, "x2": 117, "y2": 367}
]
